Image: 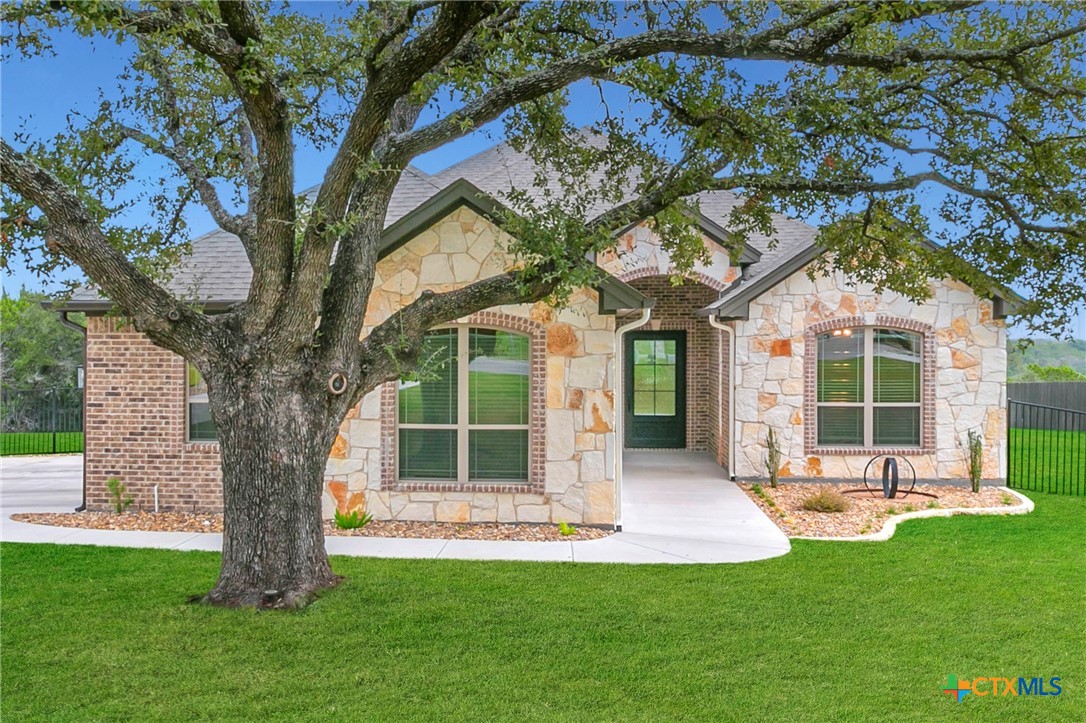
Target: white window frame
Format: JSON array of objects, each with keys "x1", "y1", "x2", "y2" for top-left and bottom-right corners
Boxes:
[
  {"x1": 816, "y1": 327, "x2": 922, "y2": 448},
  {"x1": 396, "y1": 325, "x2": 531, "y2": 483}
]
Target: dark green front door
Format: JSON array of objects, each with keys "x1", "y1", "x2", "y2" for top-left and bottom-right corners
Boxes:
[{"x1": 625, "y1": 330, "x2": 686, "y2": 449}]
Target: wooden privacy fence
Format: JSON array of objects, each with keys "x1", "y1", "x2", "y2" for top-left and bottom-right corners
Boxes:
[{"x1": 1008, "y1": 381, "x2": 1086, "y2": 418}]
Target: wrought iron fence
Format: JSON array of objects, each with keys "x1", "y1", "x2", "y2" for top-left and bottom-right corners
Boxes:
[
  {"x1": 0, "y1": 387, "x2": 84, "y2": 455},
  {"x1": 1008, "y1": 400, "x2": 1086, "y2": 496}
]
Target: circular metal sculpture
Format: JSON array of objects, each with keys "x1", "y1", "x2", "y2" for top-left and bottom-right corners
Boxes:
[{"x1": 860, "y1": 454, "x2": 921, "y2": 498}]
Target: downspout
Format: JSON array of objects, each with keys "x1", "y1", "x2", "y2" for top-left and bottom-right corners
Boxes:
[
  {"x1": 613, "y1": 307, "x2": 651, "y2": 531},
  {"x1": 61, "y1": 311, "x2": 89, "y2": 511},
  {"x1": 708, "y1": 315, "x2": 736, "y2": 480}
]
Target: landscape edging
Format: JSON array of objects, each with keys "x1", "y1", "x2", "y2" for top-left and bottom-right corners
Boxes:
[{"x1": 790, "y1": 487, "x2": 1034, "y2": 542}]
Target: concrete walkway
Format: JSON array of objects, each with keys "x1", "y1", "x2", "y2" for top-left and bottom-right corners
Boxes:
[{"x1": 1, "y1": 452, "x2": 790, "y2": 564}]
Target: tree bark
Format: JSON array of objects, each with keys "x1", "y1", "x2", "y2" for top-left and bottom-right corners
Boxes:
[{"x1": 198, "y1": 367, "x2": 343, "y2": 609}]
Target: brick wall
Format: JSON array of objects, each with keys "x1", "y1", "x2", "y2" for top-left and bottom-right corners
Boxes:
[
  {"x1": 84, "y1": 316, "x2": 222, "y2": 512},
  {"x1": 625, "y1": 276, "x2": 725, "y2": 459}
]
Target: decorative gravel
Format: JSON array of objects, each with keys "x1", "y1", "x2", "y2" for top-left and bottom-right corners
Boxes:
[
  {"x1": 9, "y1": 512, "x2": 612, "y2": 542},
  {"x1": 740, "y1": 482, "x2": 1018, "y2": 538}
]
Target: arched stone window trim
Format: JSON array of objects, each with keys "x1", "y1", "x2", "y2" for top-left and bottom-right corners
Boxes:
[
  {"x1": 803, "y1": 315, "x2": 936, "y2": 455},
  {"x1": 380, "y1": 311, "x2": 546, "y2": 494}
]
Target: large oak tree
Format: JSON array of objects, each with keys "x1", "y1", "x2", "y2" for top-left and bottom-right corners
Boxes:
[{"x1": 2, "y1": 1, "x2": 1083, "y2": 607}]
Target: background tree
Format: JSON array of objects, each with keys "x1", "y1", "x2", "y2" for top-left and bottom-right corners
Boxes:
[
  {"x1": 0, "y1": 289, "x2": 84, "y2": 390},
  {"x1": 2, "y1": 1, "x2": 1084, "y2": 607}
]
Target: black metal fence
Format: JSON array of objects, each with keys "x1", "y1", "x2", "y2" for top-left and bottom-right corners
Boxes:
[
  {"x1": 0, "y1": 387, "x2": 84, "y2": 455},
  {"x1": 1008, "y1": 400, "x2": 1086, "y2": 496}
]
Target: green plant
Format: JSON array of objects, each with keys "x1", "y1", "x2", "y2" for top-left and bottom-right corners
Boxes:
[
  {"x1": 885, "y1": 506, "x2": 899, "y2": 516},
  {"x1": 903, "y1": 504, "x2": 917, "y2": 513},
  {"x1": 1002, "y1": 493, "x2": 1015, "y2": 506},
  {"x1": 965, "y1": 429, "x2": 984, "y2": 493},
  {"x1": 105, "y1": 477, "x2": 133, "y2": 514},
  {"x1": 764, "y1": 427, "x2": 782, "y2": 489},
  {"x1": 800, "y1": 489, "x2": 850, "y2": 513},
  {"x1": 927, "y1": 500, "x2": 941, "y2": 510},
  {"x1": 750, "y1": 483, "x2": 776, "y2": 507},
  {"x1": 333, "y1": 509, "x2": 373, "y2": 530},
  {"x1": 558, "y1": 522, "x2": 577, "y2": 537}
]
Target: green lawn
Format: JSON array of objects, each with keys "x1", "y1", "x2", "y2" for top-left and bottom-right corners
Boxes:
[
  {"x1": 2, "y1": 493, "x2": 1083, "y2": 721},
  {"x1": 0, "y1": 431, "x2": 83, "y2": 456},
  {"x1": 1009, "y1": 428, "x2": 1086, "y2": 495}
]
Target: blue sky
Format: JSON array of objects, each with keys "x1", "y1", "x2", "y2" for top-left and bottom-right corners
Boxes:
[{"x1": 2, "y1": 9, "x2": 1083, "y2": 340}]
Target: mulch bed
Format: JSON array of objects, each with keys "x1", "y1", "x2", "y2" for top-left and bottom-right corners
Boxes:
[
  {"x1": 9, "y1": 511, "x2": 612, "y2": 542},
  {"x1": 740, "y1": 482, "x2": 1018, "y2": 538}
]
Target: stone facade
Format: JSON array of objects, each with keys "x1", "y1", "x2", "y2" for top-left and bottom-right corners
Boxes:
[
  {"x1": 731, "y1": 267, "x2": 1007, "y2": 482},
  {"x1": 326, "y1": 207, "x2": 618, "y2": 525}
]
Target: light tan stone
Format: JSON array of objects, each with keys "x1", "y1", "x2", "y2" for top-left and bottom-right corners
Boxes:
[
  {"x1": 583, "y1": 481, "x2": 615, "y2": 524},
  {"x1": 435, "y1": 501, "x2": 471, "y2": 523}
]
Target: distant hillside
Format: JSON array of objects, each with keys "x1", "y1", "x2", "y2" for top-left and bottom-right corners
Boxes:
[{"x1": 1008, "y1": 338, "x2": 1086, "y2": 381}]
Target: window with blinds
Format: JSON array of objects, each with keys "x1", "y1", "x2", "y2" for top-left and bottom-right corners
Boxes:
[
  {"x1": 187, "y1": 364, "x2": 217, "y2": 442},
  {"x1": 398, "y1": 327, "x2": 530, "y2": 482},
  {"x1": 816, "y1": 327, "x2": 921, "y2": 447}
]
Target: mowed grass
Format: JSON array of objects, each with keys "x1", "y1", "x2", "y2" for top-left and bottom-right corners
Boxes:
[
  {"x1": 3, "y1": 494, "x2": 1084, "y2": 722},
  {"x1": 0, "y1": 431, "x2": 83, "y2": 456},
  {"x1": 1009, "y1": 428, "x2": 1086, "y2": 495}
]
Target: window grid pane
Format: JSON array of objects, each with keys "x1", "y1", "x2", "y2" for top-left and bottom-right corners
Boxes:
[
  {"x1": 817, "y1": 406, "x2": 864, "y2": 446},
  {"x1": 873, "y1": 406, "x2": 921, "y2": 446},
  {"x1": 469, "y1": 329, "x2": 529, "y2": 425},
  {"x1": 399, "y1": 428, "x2": 457, "y2": 479},
  {"x1": 187, "y1": 364, "x2": 218, "y2": 442},
  {"x1": 398, "y1": 329, "x2": 457, "y2": 425},
  {"x1": 469, "y1": 429, "x2": 529, "y2": 481},
  {"x1": 874, "y1": 329, "x2": 920, "y2": 403},
  {"x1": 817, "y1": 331, "x2": 864, "y2": 403}
]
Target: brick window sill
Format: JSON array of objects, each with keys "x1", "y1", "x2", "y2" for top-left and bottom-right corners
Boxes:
[
  {"x1": 807, "y1": 446, "x2": 934, "y2": 457},
  {"x1": 393, "y1": 481, "x2": 542, "y2": 495},
  {"x1": 184, "y1": 441, "x2": 221, "y2": 454}
]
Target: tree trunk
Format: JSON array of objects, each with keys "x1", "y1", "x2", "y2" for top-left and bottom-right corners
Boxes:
[{"x1": 198, "y1": 369, "x2": 343, "y2": 609}]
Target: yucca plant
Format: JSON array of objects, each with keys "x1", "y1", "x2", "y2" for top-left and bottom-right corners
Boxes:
[
  {"x1": 334, "y1": 509, "x2": 373, "y2": 530},
  {"x1": 966, "y1": 429, "x2": 984, "y2": 493}
]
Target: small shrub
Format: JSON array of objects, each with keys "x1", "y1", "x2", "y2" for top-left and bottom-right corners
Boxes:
[
  {"x1": 764, "y1": 428, "x2": 782, "y2": 489},
  {"x1": 558, "y1": 521, "x2": 577, "y2": 537},
  {"x1": 903, "y1": 503, "x2": 917, "y2": 513},
  {"x1": 927, "y1": 500, "x2": 940, "y2": 510},
  {"x1": 800, "y1": 489, "x2": 850, "y2": 513},
  {"x1": 106, "y1": 477, "x2": 133, "y2": 514},
  {"x1": 1001, "y1": 493, "x2": 1015, "y2": 506},
  {"x1": 750, "y1": 483, "x2": 776, "y2": 507},
  {"x1": 885, "y1": 506, "x2": 899, "y2": 516},
  {"x1": 334, "y1": 509, "x2": 373, "y2": 530},
  {"x1": 965, "y1": 429, "x2": 984, "y2": 493}
]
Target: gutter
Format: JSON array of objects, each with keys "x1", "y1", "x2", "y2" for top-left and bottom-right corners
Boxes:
[
  {"x1": 612, "y1": 307, "x2": 652, "y2": 532},
  {"x1": 708, "y1": 315, "x2": 736, "y2": 480}
]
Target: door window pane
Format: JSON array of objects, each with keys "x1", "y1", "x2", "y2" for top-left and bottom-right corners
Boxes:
[
  {"x1": 469, "y1": 430, "x2": 529, "y2": 481},
  {"x1": 632, "y1": 338, "x2": 677, "y2": 416},
  {"x1": 469, "y1": 329, "x2": 529, "y2": 425},
  {"x1": 398, "y1": 329, "x2": 457, "y2": 425},
  {"x1": 399, "y1": 428, "x2": 457, "y2": 479}
]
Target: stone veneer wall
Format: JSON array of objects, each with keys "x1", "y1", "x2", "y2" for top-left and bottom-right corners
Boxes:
[
  {"x1": 83, "y1": 316, "x2": 222, "y2": 512},
  {"x1": 731, "y1": 268, "x2": 1007, "y2": 481},
  {"x1": 327, "y1": 207, "x2": 618, "y2": 525}
]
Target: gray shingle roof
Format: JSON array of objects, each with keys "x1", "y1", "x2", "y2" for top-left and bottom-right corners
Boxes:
[{"x1": 64, "y1": 137, "x2": 819, "y2": 310}]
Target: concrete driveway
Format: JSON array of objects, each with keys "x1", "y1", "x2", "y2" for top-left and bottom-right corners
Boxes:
[{"x1": 1, "y1": 454, "x2": 83, "y2": 514}]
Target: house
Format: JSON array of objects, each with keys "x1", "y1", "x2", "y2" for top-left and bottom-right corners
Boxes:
[{"x1": 60, "y1": 136, "x2": 1017, "y2": 526}]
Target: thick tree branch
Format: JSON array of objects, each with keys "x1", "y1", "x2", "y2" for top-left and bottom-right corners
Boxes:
[{"x1": 0, "y1": 140, "x2": 219, "y2": 356}]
